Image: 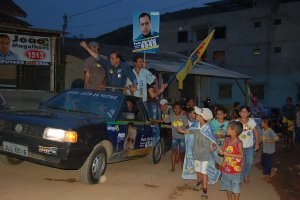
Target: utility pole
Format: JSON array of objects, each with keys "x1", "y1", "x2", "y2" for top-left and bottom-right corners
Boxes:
[{"x1": 62, "y1": 13, "x2": 68, "y2": 46}]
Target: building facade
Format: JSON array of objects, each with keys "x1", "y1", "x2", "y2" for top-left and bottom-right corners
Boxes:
[{"x1": 159, "y1": 0, "x2": 300, "y2": 107}]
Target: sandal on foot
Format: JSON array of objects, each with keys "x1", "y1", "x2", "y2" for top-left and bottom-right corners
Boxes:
[
  {"x1": 201, "y1": 192, "x2": 208, "y2": 199},
  {"x1": 192, "y1": 183, "x2": 202, "y2": 191}
]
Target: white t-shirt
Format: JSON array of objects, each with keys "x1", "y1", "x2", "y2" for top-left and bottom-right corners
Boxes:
[
  {"x1": 237, "y1": 118, "x2": 257, "y2": 148},
  {"x1": 126, "y1": 68, "x2": 156, "y2": 101}
]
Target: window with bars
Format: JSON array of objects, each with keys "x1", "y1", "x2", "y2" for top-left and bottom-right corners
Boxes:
[
  {"x1": 213, "y1": 51, "x2": 225, "y2": 66},
  {"x1": 274, "y1": 46, "x2": 282, "y2": 53},
  {"x1": 254, "y1": 21, "x2": 261, "y2": 28},
  {"x1": 178, "y1": 31, "x2": 188, "y2": 43},
  {"x1": 274, "y1": 18, "x2": 282, "y2": 25}
]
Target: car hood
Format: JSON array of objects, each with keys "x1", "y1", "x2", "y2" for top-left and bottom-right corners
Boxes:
[{"x1": 0, "y1": 109, "x2": 107, "y2": 130}]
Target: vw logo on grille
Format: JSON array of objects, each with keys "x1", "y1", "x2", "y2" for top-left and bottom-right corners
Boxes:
[{"x1": 15, "y1": 124, "x2": 23, "y2": 133}]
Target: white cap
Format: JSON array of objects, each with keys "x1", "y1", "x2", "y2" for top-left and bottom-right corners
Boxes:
[
  {"x1": 159, "y1": 99, "x2": 168, "y2": 105},
  {"x1": 194, "y1": 106, "x2": 213, "y2": 121}
]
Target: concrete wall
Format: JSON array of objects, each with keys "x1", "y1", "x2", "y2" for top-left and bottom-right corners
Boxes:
[
  {"x1": 0, "y1": 89, "x2": 56, "y2": 110},
  {"x1": 65, "y1": 55, "x2": 85, "y2": 89}
]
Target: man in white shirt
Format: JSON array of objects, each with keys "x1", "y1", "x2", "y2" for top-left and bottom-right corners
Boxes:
[{"x1": 127, "y1": 55, "x2": 167, "y2": 101}]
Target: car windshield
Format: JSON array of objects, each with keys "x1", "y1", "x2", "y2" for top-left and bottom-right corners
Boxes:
[{"x1": 42, "y1": 89, "x2": 122, "y2": 119}]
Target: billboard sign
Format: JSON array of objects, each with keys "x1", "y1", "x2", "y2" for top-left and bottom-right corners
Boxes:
[{"x1": 0, "y1": 33, "x2": 51, "y2": 66}]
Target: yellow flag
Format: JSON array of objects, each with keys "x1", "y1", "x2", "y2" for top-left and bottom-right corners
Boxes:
[{"x1": 176, "y1": 30, "x2": 215, "y2": 89}]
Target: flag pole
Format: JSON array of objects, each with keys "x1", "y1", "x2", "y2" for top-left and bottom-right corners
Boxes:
[
  {"x1": 170, "y1": 29, "x2": 215, "y2": 90},
  {"x1": 143, "y1": 52, "x2": 146, "y2": 68}
]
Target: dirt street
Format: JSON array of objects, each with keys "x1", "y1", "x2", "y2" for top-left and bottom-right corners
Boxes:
[
  {"x1": 0, "y1": 151, "x2": 279, "y2": 200},
  {"x1": 270, "y1": 142, "x2": 300, "y2": 200}
]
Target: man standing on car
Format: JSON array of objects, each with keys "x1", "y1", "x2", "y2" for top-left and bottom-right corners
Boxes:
[
  {"x1": 126, "y1": 55, "x2": 167, "y2": 102},
  {"x1": 80, "y1": 41, "x2": 137, "y2": 93},
  {"x1": 83, "y1": 41, "x2": 106, "y2": 89}
]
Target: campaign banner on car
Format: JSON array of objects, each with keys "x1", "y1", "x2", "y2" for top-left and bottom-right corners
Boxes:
[
  {"x1": 0, "y1": 33, "x2": 51, "y2": 66},
  {"x1": 132, "y1": 11, "x2": 159, "y2": 53}
]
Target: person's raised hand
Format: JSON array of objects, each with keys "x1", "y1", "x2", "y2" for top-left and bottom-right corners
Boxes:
[
  {"x1": 177, "y1": 126, "x2": 183, "y2": 133},
  {"x1": 80, "y1": 41, "x2": 88, "y2": 49},
  {"x1": 162, "y1": 83, "x2": 168, "y2": 89},
  {"x1": 159, "y1": 83, "x2": 168, "y2": 94}
]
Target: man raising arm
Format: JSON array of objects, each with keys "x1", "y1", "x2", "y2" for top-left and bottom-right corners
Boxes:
[{"x1": 80, "y1": 41, "x2": 137, "y2": 92}]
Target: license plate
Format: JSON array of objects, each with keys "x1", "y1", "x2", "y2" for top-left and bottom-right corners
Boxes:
[{"x1": 3, "y1": 141, "x2": 28, "y2": 157}]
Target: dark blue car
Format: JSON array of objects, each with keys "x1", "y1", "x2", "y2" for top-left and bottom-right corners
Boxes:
[{"x1": 0, "y1": 89, "x2": 164, "y2": 184}]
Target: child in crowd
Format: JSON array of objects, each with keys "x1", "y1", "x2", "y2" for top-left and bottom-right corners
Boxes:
[
  {"x1": 237, "y1": 106, "x2": 260, "y2": 183},
  {"x1": 185, "y1": 97, "x2": 196, "y2": 110},
  {"x1": 219, "y1": 121, "x2": 243, "y2": 200},
  {"x1": 186, "y1": 107, "x2": 198, "y2": 128},
  {"x1": 211, "y1": 106, "x2": 229, "y2": 147},
  {"x1": 164, "y1": 102, "x2": 188, "y2": 171},
  {"x1": 178, "y1": 107, "x2": 216, "y2": 199},
  {"x1": 230, "y1": 102, "x2": 241, "y2": 120},
  {"x1": 282, "y1": 115, "x2": 294, "y2": 148},
  {"x1": 230, "y1": 109, "x2": 240, "y2": 121},
  {"x1": 261, "y1": 117, "x2": 279, "y2": 182},
  {"x1": 211, "y1": 106, "x2": 229, "y2": 168}
]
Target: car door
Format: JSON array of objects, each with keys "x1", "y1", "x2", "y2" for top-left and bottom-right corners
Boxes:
[{"x1": 107, "y1": 97, "x2": 158, "y2": 159}]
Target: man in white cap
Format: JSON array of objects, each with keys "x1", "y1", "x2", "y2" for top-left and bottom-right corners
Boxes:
[
  {"x1": 83, "y1": 41, "x2": 106, "y2": 89},
  {"x1": 178, "y1": 106, "x2": 217, "y2": 199},
  {"x1": 159, "y1": 99, "x2": 171, "y2": 119}
]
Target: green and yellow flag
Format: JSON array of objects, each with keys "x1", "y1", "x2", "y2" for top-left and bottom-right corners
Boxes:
[{"x1": 176, "y1": 30, "x2": 215, "y2": 89}]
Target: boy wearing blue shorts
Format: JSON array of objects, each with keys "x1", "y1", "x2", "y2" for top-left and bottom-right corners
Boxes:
[
  {"x1": 164, "y1": 102, "x2": 188, "y2": 171},
  {"x1": 218, "y1": 121, "x2": 244, "y2": 200}
]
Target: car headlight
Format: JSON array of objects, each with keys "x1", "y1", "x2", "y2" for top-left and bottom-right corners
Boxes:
[{"x1": 43, "y1": 128, "x2": 77, "y2": 143}]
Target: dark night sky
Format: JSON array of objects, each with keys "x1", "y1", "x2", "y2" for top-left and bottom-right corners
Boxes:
[{"x1": 14, "y1": 0, "x2": 215, "y2": 38}]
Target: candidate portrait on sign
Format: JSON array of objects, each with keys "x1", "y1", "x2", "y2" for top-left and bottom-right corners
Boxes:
[
  {"x1": 0, "y1": 34, "x2": 19, "y2": 61},
  {"x1": 133, "y1": 12, "x2": 160, "y2": 53},
  {"x1": 134, "y1": 12, "x2": 159, "y2": 40}
]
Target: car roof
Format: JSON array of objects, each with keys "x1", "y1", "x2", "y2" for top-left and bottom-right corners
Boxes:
[{"x1": 65, "y1": 88, "x2": 142, "y2": 101}]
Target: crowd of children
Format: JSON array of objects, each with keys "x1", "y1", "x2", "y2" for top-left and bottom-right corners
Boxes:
[{"x1": 157, "y1": 98, "x2": 281, "y2": 200}]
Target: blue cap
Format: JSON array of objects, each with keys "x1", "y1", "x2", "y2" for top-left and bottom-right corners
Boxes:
[{"x1": 88, "y1": 41, "x2": 99, "y2": 48}]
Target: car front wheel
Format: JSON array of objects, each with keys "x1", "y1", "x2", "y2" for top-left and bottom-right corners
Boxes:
[{"x1": 79, "y1": 144, "x2": 107, "y2": 185}]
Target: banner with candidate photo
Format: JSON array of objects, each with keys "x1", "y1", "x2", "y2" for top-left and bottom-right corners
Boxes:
[
  {"x1": 0, "y1": 33, "x2": 51, "y2": 66},
  {"x1": 132, "y1": 11, "x2": 160, "y2": 54}
]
